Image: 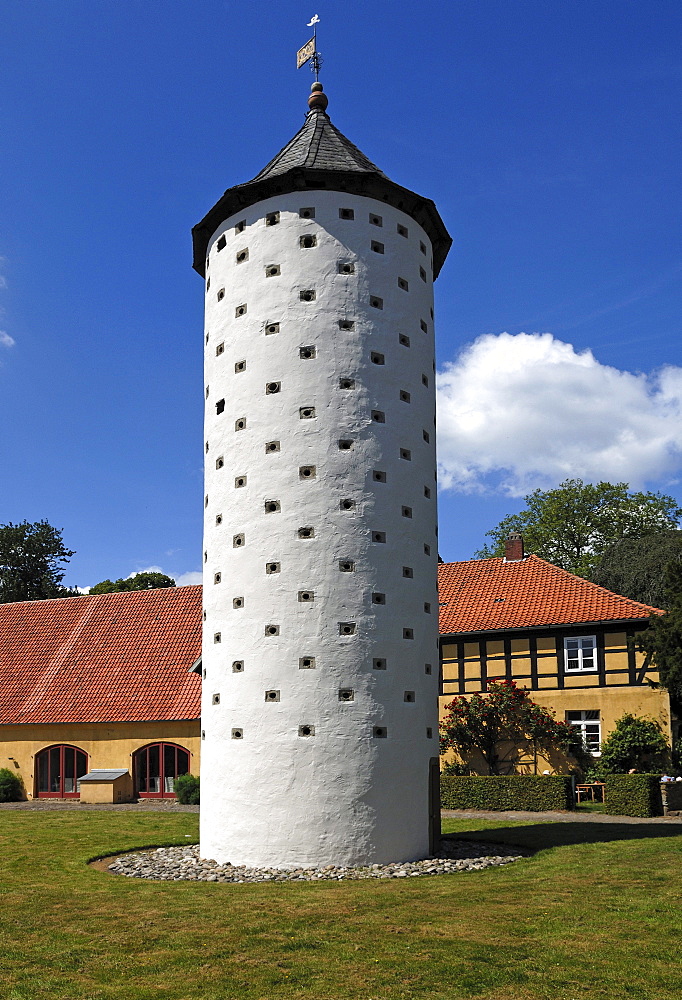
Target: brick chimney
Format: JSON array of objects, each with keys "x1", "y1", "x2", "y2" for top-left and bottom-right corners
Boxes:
[{"x1": 504, "y1": 532, "x2": 525, "y2": 562}]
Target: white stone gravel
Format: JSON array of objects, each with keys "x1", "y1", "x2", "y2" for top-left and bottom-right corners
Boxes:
[{"x1": 107, "y1": 838, "x2": 528, "y2": 883}]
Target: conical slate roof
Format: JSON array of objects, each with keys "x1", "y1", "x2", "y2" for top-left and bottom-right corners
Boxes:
[
  {"x1": 251, "y1": 106, "x2": 389, "y2": 181},
  {"x1": 192, "y1": 92, "x2": 451, "y2": 278}
]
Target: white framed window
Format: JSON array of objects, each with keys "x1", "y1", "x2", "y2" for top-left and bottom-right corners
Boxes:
[
  {"x1": 564, "y1": 635, "x2": 597, "y2": 672},
  {"x1": 566, "y1": 710, "x2": 601, "y2": 755}
]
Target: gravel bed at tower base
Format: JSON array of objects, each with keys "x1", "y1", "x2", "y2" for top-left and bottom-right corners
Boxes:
[{"x1": 106, "y1": 839, "x2": 529, "y2": 882}]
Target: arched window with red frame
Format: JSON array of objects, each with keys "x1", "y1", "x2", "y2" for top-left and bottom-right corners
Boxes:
[
  {"x1": 133, "y1": 742, "x2": 190, "y2": 798},
  {"x1": 35, "y1": 745, "x2": 88, "y2": 798}
]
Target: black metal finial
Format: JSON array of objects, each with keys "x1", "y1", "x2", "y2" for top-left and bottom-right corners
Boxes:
[{"x1": 297, "y1": 15, "x2": 323, "y2": 88}]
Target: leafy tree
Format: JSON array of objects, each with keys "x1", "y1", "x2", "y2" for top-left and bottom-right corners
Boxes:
[
  {"x1": 639, "y1": 561, "x2": 682, "y2": 704},
  {"x1": 439, "y1": 679, "x2": 576, "y2": 775},
  {"x1": 597, "y1": 714, "x2": 670, "y2": 774},
  {"x1": 89, "y1": 571, "x2": 176, "y2": 594},
  {"x1": 476, "y1": 478, "x2": 681, "y2": 579},
  {"x1": 591, "y1": 530, "x2": 682, "y2": 609},
  {"x1": 0, "y1": 520, "x2": 76, "y2": 604}
]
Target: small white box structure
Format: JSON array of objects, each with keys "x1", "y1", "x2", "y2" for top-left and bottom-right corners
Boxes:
[
  {"x1": 78, "y1": 768, "x2": 133, "y2": 804},
  {"x1": 193, "y1": 83, "x2": 452, "y2": 868}
]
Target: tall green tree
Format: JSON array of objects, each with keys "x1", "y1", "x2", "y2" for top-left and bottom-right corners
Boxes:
[
  {"x1": 639, "y1": 561, "x2": 682, "y2": 705},
  {"x1": 476, "y1": 479, "x2": 681, "y2": 578},
  {"x1": 0, "y1": 520, "x2": 76, "y2": 603},
  {"x1": 591, "y1": 531, "x2": 682, "y2": 609},
  {"x1": 89, "y1": 571, "x2": 176, "y2": 594},
  {"x1": 439, "y1": 679, "x2": 576, "y2": 775}
]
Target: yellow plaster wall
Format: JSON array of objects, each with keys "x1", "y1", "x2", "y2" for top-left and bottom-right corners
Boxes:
[
  {"x1": 606, "y1": 651, "x2": 629, "y2": 670},
  {"x1": 0, "y1": 720, "x2": 201, "y2": 799},
  {"x1": 530, "y1": 686, "x2": 672, "y2": 742},
  {"x1": 440, "y1": 672, "x2": 670, "y2": 735},
  {"x1": 564, "y1": 674, "x2": 601, "y2": 687},
  {"x1": 511, "y1": 657, "x2": 532, "y2": 674},
  {"x1": 536, "y1": 637, "x2": 556, "y2": 651},
  {"x1": 604, "y1": 632, "x2": 628, "y2": 649},
  {"x1": 536, "y1": 658, "x2": 559, "y2": 678}
]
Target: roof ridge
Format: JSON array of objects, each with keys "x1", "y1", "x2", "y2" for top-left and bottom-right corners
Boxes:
[
  {"x1": 305, "y1": 110, "x2": 326, "y2": 168},
  {"x1": 439, "y1": 556, "x2": 505, "y2": 567},
  {"x1": 0, "y1": 583, "x2": 203, "y2": 613},
  {"x1": 0, "y1": 593, "x2": 94, "y2": 609},
  {"x1": 252, "y1": 113, "x2": 316, "y2": 178}
]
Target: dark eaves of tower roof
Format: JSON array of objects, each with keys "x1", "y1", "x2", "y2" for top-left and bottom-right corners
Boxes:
[{"x1": 192, "y1": 107, "x2": 452, "y2": 279}]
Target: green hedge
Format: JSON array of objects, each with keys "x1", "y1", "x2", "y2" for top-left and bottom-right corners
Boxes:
[
  {"x1": 440, "y1": 775, "x2": 573, "y2": 812},
  {"x1": 603, "y1": 774, "x2": 663, "y2": 817}
]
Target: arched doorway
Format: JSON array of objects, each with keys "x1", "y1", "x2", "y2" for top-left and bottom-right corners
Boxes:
[
  {"x1": 35, "y1": 745, "x2": 88, "y2": 798},
  {"x1": 133, "y1": 742, "x2": 190, "y2": 798}
]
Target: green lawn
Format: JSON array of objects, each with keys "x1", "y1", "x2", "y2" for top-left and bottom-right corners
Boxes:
[
  {"x1": 0, "y1": 811, "x2": 681, "y2": 1000},
  {"x1": 575, "y1": 801, "x2": 606, "y2": 814}
]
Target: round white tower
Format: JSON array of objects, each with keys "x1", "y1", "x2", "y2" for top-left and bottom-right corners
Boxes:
[{"x1": 193, "y1": 83, "x2": 451, "y2": 868}]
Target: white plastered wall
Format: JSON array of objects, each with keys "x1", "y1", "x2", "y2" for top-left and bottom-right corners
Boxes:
[{"x1": 200, "y1": 190, "x2": 440, "y2": 867}]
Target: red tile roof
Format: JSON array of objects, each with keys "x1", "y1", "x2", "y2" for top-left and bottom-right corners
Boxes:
[
  {"x1": 0, "y1": 586, "x2": 202, "y2": 725},
  {"x1": 438, "y1": 555, "x2": 663, "y2": 635},
  {"x1": 0, "y1": 562, "x2": 663, "y2": 726}
]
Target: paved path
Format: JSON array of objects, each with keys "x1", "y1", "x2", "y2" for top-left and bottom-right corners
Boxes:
[
  {"x1": 442, "y1": 808, "x2": 682, "y2": 825},
  {"x1": 1, "y1": 801, "x2": 680, "y2": 823},
  {"x1": 0, "y1": 799, "x2": 199, "y2": 812}
]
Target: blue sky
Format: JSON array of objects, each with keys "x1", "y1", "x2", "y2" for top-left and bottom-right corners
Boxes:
[{"x1": 0, "y1": 1, "x2": 680, "y2": 588}]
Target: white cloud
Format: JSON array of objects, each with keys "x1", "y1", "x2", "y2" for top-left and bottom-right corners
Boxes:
[
  {"x1": 0, "y1": 331, "x2": 14, "y2": 349},
  {"x1": 436, "y1": 332, "x2": 682, "y2": 496}
]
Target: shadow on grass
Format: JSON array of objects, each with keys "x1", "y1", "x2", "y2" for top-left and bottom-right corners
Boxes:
[{"x1": 447, "y1": 821, "x2": 682, "y2": 852}]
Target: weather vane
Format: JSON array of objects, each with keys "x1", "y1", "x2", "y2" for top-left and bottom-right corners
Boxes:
[{"x1": 296, "y1": 14, "x2": 322, "y2": 81}]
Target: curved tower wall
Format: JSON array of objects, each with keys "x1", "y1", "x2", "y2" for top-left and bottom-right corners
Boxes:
[{"x1": 201, "y1": 189, "x2": 440, "y2": 867}]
